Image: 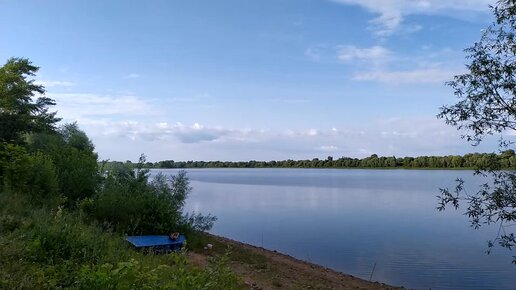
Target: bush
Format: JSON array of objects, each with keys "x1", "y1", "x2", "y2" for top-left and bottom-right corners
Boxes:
[
  {"x1": 28, "y1": 210, "x2": 130, "y2": 265},
  {"x1": 0, "y1": 143, "x2": 29, "y2": 193},
  {"x1": 0, "y1": 144, "x2": 60, "y2": 203},
  {"x1": 88, "y1": 156, "x2": 215, "y2": 235},
  {"x1": 26, "y1": 124, "x2": 99, "y2": 206},
  {"x1": 24, "y1": 152, "x2": 59, "y2": 202}
]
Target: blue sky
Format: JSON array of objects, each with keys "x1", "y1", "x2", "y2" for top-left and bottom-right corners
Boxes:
[{"x1": 0, "y1": 0, "x2": 502, "y2": 161}]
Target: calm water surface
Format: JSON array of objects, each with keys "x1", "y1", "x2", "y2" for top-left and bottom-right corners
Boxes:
[{"x1": 152, "y1": 168, "x2": 516, "y2": 290}]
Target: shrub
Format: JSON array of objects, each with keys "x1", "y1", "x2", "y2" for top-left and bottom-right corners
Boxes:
[
  {"x1": 24, "y1": 152, "x2": 59, "y2": 202},
  {"x1": 27, "y1": 210, "x2": 129, "y2": 265},
  {"x1": 88, "y1": 155, "x2": 215, "y2": 235},
  {"x1": 0, "y1": 143, "x2": 29, "y2": 193},
  {"x1": 26, "y1": 124, "x2": 99, "y2": 206},
  {"x1": 0, "y1": 144, "x2": 60, "y2": 203}
]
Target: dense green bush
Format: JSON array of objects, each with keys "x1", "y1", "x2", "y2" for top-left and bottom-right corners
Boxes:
[
  {"x1": 24, "y1": 152, "x2": 59, "y2": 202},
  {"x1": 28, "y1": 211, "x2": 128, "y2": 265},
  {"x1": 0, "y1": 144, "x2": 60, "y2": 203},
  {"x1": 26, "y1": 123, "x2": 99, "y2": 206},
  {"x1": 86, "y1": 156, "x2": 216, "y2": 235},
  {"x1": 0, "y1": 143, "x2": 29, "y2": 192}
]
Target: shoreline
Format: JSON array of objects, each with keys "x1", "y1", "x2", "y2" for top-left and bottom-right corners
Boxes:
[
  {"x1": 149, "y1": 166, "x2": 481, "y2": 171},
  {"x1": 189, "y1": 233, "x2": 404, "y2": 290}
]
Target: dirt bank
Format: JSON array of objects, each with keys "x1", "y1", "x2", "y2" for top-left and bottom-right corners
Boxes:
[{"x1": 189, "y1": 234, "x2": 404, "y2": 290}]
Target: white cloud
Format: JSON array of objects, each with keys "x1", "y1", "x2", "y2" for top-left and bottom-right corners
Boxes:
[
  {"x1": 35, "y1": 80, "x2": 75, "y2": 87},
  {"x1": 169, "y1": 97, "x2": 196, "y2": 102},
  {"x1": 338, "y1": 45, "x2": 391, "y2": 62},
  {"x1": 152, "y1": 122, "x2": 231, "y2": 143},
  {"x1": 330, "y1": 0, "x2": 492, "y2": 36},
  {"x1": 42, "y1": 91, "x2": 500, "y2": 161},
  {"x1": 368, "y1": 9, "x2": 403, "y2": 36},
  {"x1": 352, "y1": 67, "x2": 465, "y2": 84},
  {"x1": 336, "y1": 44, "x2": 467, "y2": 84},
  {"x1": 305, "y1": 48, "x2": 321, "y2": 61},
  {"x1": 125, "y1": 73, "x2": 141, "y2": 79},
  {"x1": 284, "y1": 99, "x2": 312, "y2": 104},
  {"x1": 305, "y1": 44, "x2": 337, "y2": 63},
  {"x1": 48, "y1": 92, "x2": 157, "y2": 120},
  {"x1": 306, "y1": 129, "x2": 319, "y2": 136},
  {"x1": 77, "y1": 116, "x2": 502, "y2": 162},
  {"x1": 79, "y1": 120, "x2": 247, "y2": 144},
  {"x1": 319, "y1": 145, "x2": 339, "y2": 152},
  {"x1": 271, "y1": 98, "x2": 312, "y2": 104}
]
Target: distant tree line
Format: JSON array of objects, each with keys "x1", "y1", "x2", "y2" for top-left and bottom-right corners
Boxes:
[{"x1": 112, "y1": 151, "x2": 516, "y2": 170}]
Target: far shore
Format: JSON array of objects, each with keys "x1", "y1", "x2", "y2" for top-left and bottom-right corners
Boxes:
[
  {"x1": 189, "y1": 233, "x2": 404, "y2": 290},
  {"x1": 152, "y1": 166, "x2": 479, "y2": 171},
  {"x1": 109, "y1": 150, "x2": 516, "y2": 172}
]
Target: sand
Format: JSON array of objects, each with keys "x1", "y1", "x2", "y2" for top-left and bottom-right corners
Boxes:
[{"x1": 189, "y1": 234, "x2": 405, "y2": 290}]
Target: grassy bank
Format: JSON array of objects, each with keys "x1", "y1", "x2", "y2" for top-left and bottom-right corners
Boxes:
[{"x1": 0, "y1": 192, "x2": 241, "y2": 289}]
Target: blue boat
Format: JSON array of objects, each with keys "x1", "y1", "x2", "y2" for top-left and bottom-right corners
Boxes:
[{"x1": 125, "y1": 235, "x2": 186, "y2": 253}]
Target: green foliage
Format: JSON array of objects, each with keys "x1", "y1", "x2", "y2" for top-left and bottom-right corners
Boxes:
[
  {"x1": 76, "y1": 254, "x2": 238, "y2": 290},
  {"x1": 0, "y1": 142, "x2": 29, "y2": 192},
  {"x1": 23, "y1": 152, "x2": 59, "y2": 202},
  {"x1": 0, "y1": 193, "x2": 31, "y2": 233},
  {"x1": 27, "y1": 211, "x2": 124, "y2": 265},
  {"x1": 0, "y1": 193, "x2": 238, "y2": 289},
  {"x1": 56, "y1": 145, "x2": 99, "y2": 204},
  {"x1": 437, "y1": 0, "x2": 516, "y2": 264},
  {"x1": 0, "y1": 144, "x2": 59, "y2": 202},
  {"x1": 183, "y1": 212, "x2": 219, "y2": 232},
  {"x1": 139, "y1": 151, "x2": 516, "y2": 170},
  {"x1": 60, "y1": 122, "x2": 95, "y2": 152},
  {"x1": 0, "y1": 57, "x2": 60, "y2": 144},
  {"x1": 26, "y1": 123, "x2": 99, "y2": 206},
  {"x1": 88, "y1": 155, "x2": 215, "y2": 235},
  {"x1": 438, "y1": 1, "x2": 516, "y2": 144}
]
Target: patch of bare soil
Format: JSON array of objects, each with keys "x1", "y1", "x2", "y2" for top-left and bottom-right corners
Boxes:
[{"x1": 189, "y1": 234, "x2": 404, "y2": 290}]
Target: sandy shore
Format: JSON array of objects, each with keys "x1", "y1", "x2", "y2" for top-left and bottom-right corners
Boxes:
[{"x1": 189, "y1": 234, "x2": 404, "y2": 290}]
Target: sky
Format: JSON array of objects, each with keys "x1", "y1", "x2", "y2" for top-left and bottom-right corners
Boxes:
[{"x1": 0, "y1": 0, "x2": 504, "y2": 162}]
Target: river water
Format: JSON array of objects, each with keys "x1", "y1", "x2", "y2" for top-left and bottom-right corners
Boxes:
[{"x1": 152, "y1": 168, "x2": 516, "y2": 289}]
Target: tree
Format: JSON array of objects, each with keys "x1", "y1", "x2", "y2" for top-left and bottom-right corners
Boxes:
[
  {"x1": 437, "y1": 0, "x2": 516, "y2": 263},
  {"x1": 26, "y1": 123, "x2": 99, "y2": 206},
  {"x1": 59, "y1": 122, "x2": 95, "y2": 152},
  {"x1": 0, "y1": 58, "x2": 60, "y2": 144}
]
